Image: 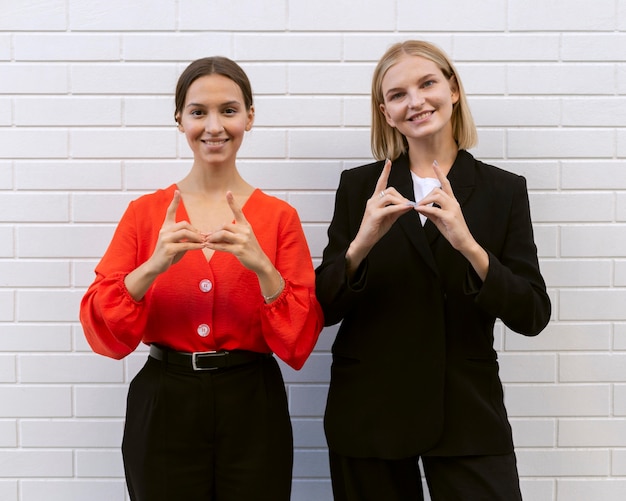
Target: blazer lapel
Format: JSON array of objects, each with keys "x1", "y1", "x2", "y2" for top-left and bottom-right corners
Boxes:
[{"x1": 388, "y1": 155, "x2": 439, "y2": 276}]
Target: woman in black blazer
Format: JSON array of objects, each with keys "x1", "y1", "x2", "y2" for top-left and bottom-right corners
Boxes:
[{"x1": 315, "y1": 40, "x2": 551, "y2": 500}]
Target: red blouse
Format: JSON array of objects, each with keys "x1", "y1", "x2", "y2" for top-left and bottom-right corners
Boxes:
[{"x1": 80, "y1": 185, "x2": 324, "y2": 370}]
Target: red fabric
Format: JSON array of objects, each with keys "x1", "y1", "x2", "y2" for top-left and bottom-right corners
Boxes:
[{"x1": 80, "y1": 185, "x2": 323, "y2": 370}]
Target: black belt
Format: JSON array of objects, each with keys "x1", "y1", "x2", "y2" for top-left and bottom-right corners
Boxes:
[{"x1": 149, "y1": 344, "x2": 270, "y2": 371}]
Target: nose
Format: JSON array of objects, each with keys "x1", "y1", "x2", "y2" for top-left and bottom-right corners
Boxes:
[
  {"x1": 204, "y1": 113, "x2": 223, "y2": 134},
  {"x1": 408, "y1": 89, "x2": 425, "y2": 109}
]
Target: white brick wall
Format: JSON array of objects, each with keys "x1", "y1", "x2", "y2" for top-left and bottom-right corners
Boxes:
[{"x1": 2, "y1": 1, "x2": 625, "y2": 499}]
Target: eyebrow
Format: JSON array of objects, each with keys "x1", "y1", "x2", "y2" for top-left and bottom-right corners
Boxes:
[{"x1": 185, "y1": 100, "x2": 241, "y2": 108}]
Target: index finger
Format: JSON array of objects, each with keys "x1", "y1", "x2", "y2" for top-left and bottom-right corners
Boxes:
[
  {"x1": 374, "y1": 158, "x2": 392, "y2": 194},
  {"x1": 226, "y1": 191, "x2": 248, "y2": 224},
  {"x1": 164, "y1": 190, "x2": 181, "y2": 223},
  {"x1": 432, "y1": 160, "x2": 452, "y2": 194}
]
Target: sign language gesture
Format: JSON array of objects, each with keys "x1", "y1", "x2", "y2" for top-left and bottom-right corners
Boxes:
[
  {"x1": 125, "y1": 190, "x2": 206, "y2": 301},
  {"x1": 416, "y1": 162, "x2": 489, "y2": 281},
  {"x1": 205, "y1": 191, "x2": 283, "y2": 300},
  {"x1": 346, "y1": 159, "x2": 415, "y2": 276},
  {"x1": 205, "y1": 191, "x2": 269, "y2": 273}
]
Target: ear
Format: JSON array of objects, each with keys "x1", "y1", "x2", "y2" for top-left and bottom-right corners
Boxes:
[
  {"x1": 379, "y1": 103, "x2": 396, "y2": 128},
  {"x1": 175, "y1": 113, "x2": 184, "y2": 132},
  {"x1": 245, "y1": 105, "x2": 255, "y2": 131},
  {"x1": 449, "y1": 75, "x2": 460, "y2": 105}
]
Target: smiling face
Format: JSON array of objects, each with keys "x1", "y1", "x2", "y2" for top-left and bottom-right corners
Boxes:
[
  {"x1": 379, "y1": 54, "x2": 459, "y2": 147},
  {"x1": 176, "y1": 73, "x2": 254, "y2": 167}
]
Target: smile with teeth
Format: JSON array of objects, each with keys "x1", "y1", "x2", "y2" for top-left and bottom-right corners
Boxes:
[
  {"x1": 409, "y1": 111, "x2": 433, "y2": 121},
  {"x1": 202, "y1": 138, "x2": 228, "y2": 146}
]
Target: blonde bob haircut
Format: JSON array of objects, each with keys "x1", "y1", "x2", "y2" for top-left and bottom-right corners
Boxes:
[{"x1": 371, "y1": 40, "x2": 478, "y2": 161}]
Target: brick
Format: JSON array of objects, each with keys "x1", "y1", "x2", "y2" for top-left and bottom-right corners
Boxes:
[
  {"x1": 539, "y1": 259, "x2": 612, "y2": 287},
  {"x1": 560, "y1": 290, "x2": 626, "y2": 321},
  {"x1": 21, "y1": 480, "x2": 125, "y2": 501},
  {"x1": 516, "y1": 449, "x2": 609, "y2": 476},
  {"x1": 498, "y1": 353, "x2": 556, "y2": 383},
  {"x1": 0, "y1": 421, "x2": 17, "y2": 447},
  {"x1": 0, "y1": 451, "x2": 72, "y2": 477},
  {"x1": 398, "y1": 0, "x2": 505, "y2": 32},
  {"x1": 562, "y1": 161, "x2": 626, "y2": 189},
  {"x1": 123, "y1": 96, "x2": 172, "y2": 127},
  {"x1": 510, "y1": 418, "x2": 556, "y2": 447},
  {"x1": 71, "y1": 129, "x2": 176, "y2": 159},
  {"x1": 0, "y1": 0, "x2": 66, "y2": 31},
  {"x1": 292, "y1": 418, "x2": 326, "y2": 448},
  {"x1": 0, "y1": 162, "x2": 12, "y2": 189},
  {"x1": 530, "y1": 193, "x2": 613, "y2": 223},
  {"x1": 505, "y1": 322, "x2": 611, "y2": 351},
  {"x1": 14, "y1": 34, "x2": 120, "y2": 61},
  {"x1": 123, "y1": 33, "x2": 232, "y2": 61},
  {"x1": 288, "y1": 193, "x2": 336, "y2": 223},
  {"x1": 505, "y1": 384, "x2": 610, "y2": 417},
  {"x1": 471, "y1": 97, "x2": 560, "y2": 127},
  {"x1": 70, "y1": 63, "x2": 178, "y2": 95},
  {"x1": 72, "y1": 193, "x2": 137, "y2": 223},
  {"x1": 75, "y1": 386, "x2": 127, "y2": 417},
  {"x1": 0, "y1": 193, "x2": 68, "y2": 222},
  {"x1": 509, "y1": 0, "x2": 615, "y2": 31},
  {"x1": 563, "y1": 34, "x2": 626, "y2": 61},
  {"x1": 0, "y1": 129, "x2": 68, "y2": 159},
  {"x1": 615, "y1": 324, "x2": 626, "y2": 351},
  {"x1": 561, "y1": 225, "x2": 626, "y2": 258},
  {"x1": 289, "y1": 129, "x2": 370, "y2": 159},
  {"x1": 69, "y1": 0, "x2": 176, "y2": 31},
  {"x1": 76, "y1": 450, "x2": 124, "y2": 478},
  {"x1": 21, "y1": 419, "x2": 123, "y2": 447},
  {"x1": 19, "y1": 354, "x2": 124, "y2": 383},
  {"x1": 289, "y1": 385, "x2": 329, "y2": 417},
  {"x1": 236, "y1": 34, "x2": 342, "y2": 61},
  {"x1": 557, "y1": 480, "x2": 626, "y2": 501},
  {"x1": 15, "y1": 161, "x2": 122, "y2": 190},
  {"x1": 288, "y1": 63, "x2": 373, "y2": 95},
  {"x1": 508, "y1": 129, "x2": 614, "y2": 159},
  {"x1": 509, "y1": 64, "x2": 615, "y2": 95},
  {"x1": 454, "y1": 34, "x2": 560, "y2": 61},
  {"x1": 18, "y1": 225, "x2": 114, "y2": 258},
  {"x1": 0, "y1": 481, "x2": 17, "y2": 501},
  {"x1": 293, "y1": 450, "x2": 329, "y2": 478},
  {"x1": 559, "y1": 419, "x2": 626, "y2": 446},
  {"x1": 0, "y1": 324, "x2": 71, "y2": 352},
  {"x1": 291, "y1": 480, "x2": 333, "y2": 501},
  {"x1": 254, "y1": 96, "x2": 342, "y2": 127},
  {"x1": 0, "y1": 98, "x2": 11, "y2": 126},
  {"x1": 343, "y1": 35, "x2": 452, "y2": 63},
  {"x1": 180, "y1": 0, "x2": 287, "y2": 31},
  {"x1": 0, "y1": 64, "x2": 68, "y2": 93},
  {"x1": 0, "y1": 291, "x2": 14, "y2": 321},
  {"x1": 0, "y1": 386, "x2": 71, "y2": 418},
  {"x1": 15, "y1": 97, "x2": 122, "y2": 126},
  {"x1": 560, "y1": 354, "x2": 626, "y2": 382}
]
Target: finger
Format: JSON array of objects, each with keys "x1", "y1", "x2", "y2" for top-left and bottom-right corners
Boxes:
[
  {"x1": 164, "y1": 190, "x2": 181, "y2": 224},
  {"x1": 432, "y1": 161, "x2": 453, "y2": 195},
  {"x1": 226, "y1": 191, "x2": 248, "y2": 225},
  {"x1": 373, "y1": 159, "x2": 392, "y2": 196}
]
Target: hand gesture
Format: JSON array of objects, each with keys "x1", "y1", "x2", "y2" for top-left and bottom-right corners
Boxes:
[
  {"x1": 353, "y1": 159, "x2": 415, "y2": 252},
  {"x1": 415, "y1": 161, "x2": 476, "y2": 254},
  {"x1": 148, "y1": 190, "x2": 207, "y2": 274},
  {"x1": 205, "y1": 191, "x2": 270, "y2": 273}
]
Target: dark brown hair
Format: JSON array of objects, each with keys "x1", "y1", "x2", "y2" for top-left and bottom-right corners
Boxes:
[{"x1": 174, "y1": 56, "x2": 253, "y2": 124}]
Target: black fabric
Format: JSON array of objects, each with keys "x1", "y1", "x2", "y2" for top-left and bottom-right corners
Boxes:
[
  {"x1": 329, "y1": 449, "x2": 523, "y2": 501},
  {"x1": 122, "y1": 355, "x2": 292, "y2": 500}
]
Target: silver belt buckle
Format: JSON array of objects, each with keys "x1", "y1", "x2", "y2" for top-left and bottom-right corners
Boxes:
[{"x1": 191, "y1": 350, "x2": 227, "y2": 371}]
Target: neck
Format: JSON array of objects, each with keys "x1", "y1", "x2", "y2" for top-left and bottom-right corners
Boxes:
[
  {"x1": 406, "y1": 136, "x2": 459, "y2": 178},
  {"x1": 178, "y1": 161, "x2": 251, "y2": 196}
]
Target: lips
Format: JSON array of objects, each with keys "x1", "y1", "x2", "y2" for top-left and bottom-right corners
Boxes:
[
  {"x1": 201, "y1": 138, "x2": 228, "y2": 145},
  {"x1": 408, "y1": 111, "x2": 433, "y2": 121}
]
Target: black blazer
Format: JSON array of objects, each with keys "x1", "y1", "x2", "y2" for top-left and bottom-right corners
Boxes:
[{"x1": 315, "y1": 150, "x2": 551, "y2": 460}]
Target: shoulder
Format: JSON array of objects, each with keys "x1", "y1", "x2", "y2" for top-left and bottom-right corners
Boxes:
[
  {"x1": 247, "y1": 189, "x2": 301, "y2": 225},
  {"x1": 127, "y1": 184, "x2": 176, "y2": 212},
  {"x1": 462, "y1": 151, "x2": 527, "y2": 192}
]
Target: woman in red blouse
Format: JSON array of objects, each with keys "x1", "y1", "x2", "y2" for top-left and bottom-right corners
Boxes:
[{"x1": 80, "y1": 57, "x2": 324, "y2": 501}]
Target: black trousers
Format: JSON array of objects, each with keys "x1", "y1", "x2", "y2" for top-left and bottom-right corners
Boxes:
[
  {"x1": 121, "y1": 354, "x2": 293, "y2": 501},
  {"x1": 329, "y1": 449, "x2": 523, "y2": 501}
]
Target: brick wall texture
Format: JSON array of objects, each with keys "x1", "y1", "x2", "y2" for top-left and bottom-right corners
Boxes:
[{"x1": 2, "y1": 1, "x2": 626, "y2": 499}]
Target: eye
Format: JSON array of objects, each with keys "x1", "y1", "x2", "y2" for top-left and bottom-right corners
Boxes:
[
  {"x1": 388, "y1": 92, "x2": 405, "y2": 101},
  {"x1": 190, "y1": 109, "x2": 205, "y2": 117},
  {"x1": 422, "y1": 80, "x2": 436, "y2": 89},
  {"x1": 223, "y1": 107, "x2": 238, "y2": 115}
]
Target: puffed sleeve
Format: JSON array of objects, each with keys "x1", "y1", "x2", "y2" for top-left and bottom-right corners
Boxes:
[
  {"x1": 79, "y1": 201, "x2": 152, "y2": 359},
  {"x1": 259, "y1": 208, "x2": 324, "y2": 370}
]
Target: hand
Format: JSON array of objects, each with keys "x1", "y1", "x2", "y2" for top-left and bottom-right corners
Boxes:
[
  {"x1": 205, "y1": 191, "x2": 270, "y2": 273},
  {"x1": 346, "y1": 159, "x2": 415, "y2": 273},
  {"x1": 148, "y1": 190, "x2": 207, "y2": 274},
  {"x1": 415, "y1": 161, "x2": 489, "y2": 280}
]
